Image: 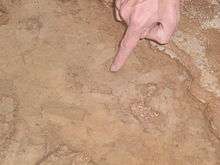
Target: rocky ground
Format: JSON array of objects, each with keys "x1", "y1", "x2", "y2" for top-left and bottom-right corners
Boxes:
[{"x1": 0, "y1": 0, "x2": 219, "y2": 164}]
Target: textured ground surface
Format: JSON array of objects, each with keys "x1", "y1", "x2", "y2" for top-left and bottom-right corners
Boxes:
[{"x1": 0, "y1": 0, "x2": 220, "y2": 164}]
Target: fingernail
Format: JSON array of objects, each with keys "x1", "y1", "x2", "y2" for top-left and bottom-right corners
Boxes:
[{"x1": 110, "y1": 64, "x2": 119, "y2": 72}]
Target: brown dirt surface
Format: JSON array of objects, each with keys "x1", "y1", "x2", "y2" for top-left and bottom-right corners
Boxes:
[{"x1": 0, "y1": 0, "x2": 219, "y2": 164}]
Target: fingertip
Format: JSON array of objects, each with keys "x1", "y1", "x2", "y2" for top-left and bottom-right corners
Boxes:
[{"x1": 110, "y1": 64, "x2": 120, "y2": 72}]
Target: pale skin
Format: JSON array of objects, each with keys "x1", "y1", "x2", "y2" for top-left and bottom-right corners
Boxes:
[{"x1": 111, "y1": 0, "x2": 181, "y2": 72}]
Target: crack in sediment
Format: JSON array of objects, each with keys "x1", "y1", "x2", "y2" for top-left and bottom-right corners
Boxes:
[
  {"x1": 149, "y1": 31, "x2": 220, "y2": 142},
  {"x1": 203, "y1": 105, "x2": 220, "y2": 141},
  {"x1": 159, "y1": 48, "x2": 220, "y2": 142}
]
